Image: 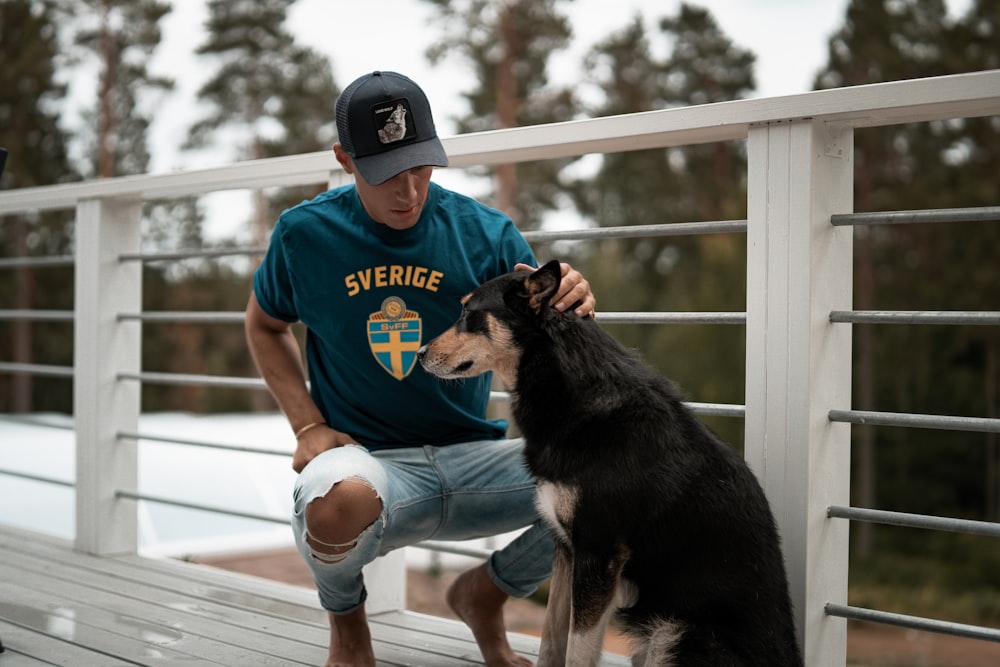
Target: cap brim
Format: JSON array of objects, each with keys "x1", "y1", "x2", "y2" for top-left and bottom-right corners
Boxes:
[{"x1": 353, "y1": 137, "x2": 449, "y2": 186}]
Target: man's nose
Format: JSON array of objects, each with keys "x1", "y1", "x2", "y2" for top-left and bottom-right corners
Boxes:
[{"x1": 393, "y1": 170, "x2": 419, "y2": 196}]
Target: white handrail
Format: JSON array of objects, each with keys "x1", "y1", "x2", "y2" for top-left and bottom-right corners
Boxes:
[{"x1": 1, "y1": 71, "x2": 997, "y2": 213}]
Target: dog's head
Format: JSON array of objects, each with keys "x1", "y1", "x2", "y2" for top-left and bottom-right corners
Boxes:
[{"x1": 417, "y1": 260, "x2": 563, "y2": 388}]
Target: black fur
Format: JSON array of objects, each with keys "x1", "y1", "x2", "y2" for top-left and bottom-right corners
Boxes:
[{"x1": 421, "y1": 260, "x2": 803, "y2": 666}]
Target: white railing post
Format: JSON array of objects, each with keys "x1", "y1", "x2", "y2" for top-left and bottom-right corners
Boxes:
[
  {"x1": 74, "y1": 196, "x2": 142, "y2": 555},
  {"x1": 362, "y1": 549, "x2": 407, "y2": 614},
  {"x1": 744, "y1": 119, "x2": 854, "y2": 665}
]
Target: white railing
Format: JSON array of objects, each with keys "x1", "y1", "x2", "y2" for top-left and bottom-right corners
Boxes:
[{"x1": 2, "y1": 70, "x2": 1000, "y2": 665}]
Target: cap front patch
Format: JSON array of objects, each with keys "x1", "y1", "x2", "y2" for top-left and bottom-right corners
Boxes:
[{"x1": 373, "y1": 98, "x2": 416, "y2": 146}]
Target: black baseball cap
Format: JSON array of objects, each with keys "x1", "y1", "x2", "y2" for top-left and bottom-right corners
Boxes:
[{"x1": 335, "y1": 71, "x2": 449, "y2": 185}]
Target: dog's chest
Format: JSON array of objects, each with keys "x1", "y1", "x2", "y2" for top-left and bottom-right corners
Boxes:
[{"x1": 535, "y1": 480, "x2": 578, "y2": 544}]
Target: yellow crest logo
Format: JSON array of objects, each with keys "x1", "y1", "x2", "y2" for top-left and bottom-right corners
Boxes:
[{"x1": 368, "y1": 297, "x2": 422, "y2": 380}]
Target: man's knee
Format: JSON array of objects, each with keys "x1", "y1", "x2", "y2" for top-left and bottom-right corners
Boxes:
[{"x1": 304, "y1": 478, "x2": 382, "y2": 562}]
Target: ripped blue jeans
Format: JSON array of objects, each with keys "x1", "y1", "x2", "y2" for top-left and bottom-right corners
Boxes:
[{"x1": 291, "y1": 438, "x2": 554, "y2": 614}]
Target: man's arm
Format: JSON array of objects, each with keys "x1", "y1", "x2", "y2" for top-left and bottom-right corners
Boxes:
[{"x1": 245, "y1": 291, "x2": 355, "y2": 472}]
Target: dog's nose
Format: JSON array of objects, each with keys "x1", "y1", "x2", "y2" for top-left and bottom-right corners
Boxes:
[{"x1": 416, "y1": 345, "x2": 427, "y2": 360}]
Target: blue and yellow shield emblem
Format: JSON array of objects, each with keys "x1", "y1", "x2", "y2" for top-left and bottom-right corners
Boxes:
[{"x1": 368, "y1": 297, "x2": 422, "y2": 380}]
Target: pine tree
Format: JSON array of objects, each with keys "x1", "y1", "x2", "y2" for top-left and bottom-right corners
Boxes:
[
  {"x1": 0, "y1": 0, "x2": 78, "y2": 413},
  {"x1": 423, "y1": 0, "x2": 577, "y2": 227},
  {"x1": 183, "y1": 0, "x2": 340, "y2": 412},
  {"x1": 74, "y1": 0, "x2": 174, "y2": 178},
  {"x1": 815, "y1": 0, "x2": 1000, "y2": 565},
  {"x1": 186, "y1": 0, "x2": 339, "y2": 243},
  {"x1": 0, "y1": 0, "x2": 76, "y2": 190},
  {"x1": 953, "y1": 0, "x2": 1000, "y2": 517},
  {"x1": 564, "y1": 5, "x2": 755, "y2": 445}
]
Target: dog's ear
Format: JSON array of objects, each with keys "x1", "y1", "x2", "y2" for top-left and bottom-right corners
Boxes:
[{"x1": 523, "y1": 260, "x2": 562, "y2": 315}]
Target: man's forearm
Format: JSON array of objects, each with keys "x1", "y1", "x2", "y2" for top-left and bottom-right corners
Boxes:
[{"x1": 248, "y1": 325, "x2": 324, "y2": 433}]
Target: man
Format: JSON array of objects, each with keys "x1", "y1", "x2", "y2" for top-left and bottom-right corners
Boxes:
[{"x1": 245, "y1": 71, "x2": 595, "y2": 667}]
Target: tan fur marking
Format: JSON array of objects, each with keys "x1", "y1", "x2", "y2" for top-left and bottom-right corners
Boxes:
[
  {"x1": 419, "y1": 311, "x2": 521, "y2": 388},
  {"x1": 525, "y1": 278, "x2": 547, "y2": 314},
  {"x1": 485, "y1": 314, "x2": 520, "y2": 389}
]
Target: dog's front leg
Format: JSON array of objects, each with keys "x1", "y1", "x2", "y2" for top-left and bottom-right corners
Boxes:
[
  {"x1": 565, "y1": 602, "x2": 615, "y2": 667},
  {"x1": 537, "y1": 545, "x2": 571, "y2": 667},
  {"x1": 565, "y1": 547, "x2": 627, "y2": 667}
]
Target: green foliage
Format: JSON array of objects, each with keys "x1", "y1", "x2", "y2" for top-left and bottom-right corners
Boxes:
[
  {"x1": 186, "y1": 0, "x2": 339, "y2": 244},
  {"x1": 186, "y1": 0, "x2": 339, "y2": 162},
  {"x1": 816, "y1": 0, "x2": 1000, "y2": 549},
  {"x1": 73, "y1": 0, "x2": 174, "y2": 178},
  {"x1": 422, "y1": 0, "x2": 578, "y2": 227},
  {"x1": 425, "y1": 0, "x2": 575, "y2": 131},
  {"x1": 809, "y1": 1, "x2": 1000, "y2": 621},
  {"x1": 140, "y1": 260, "x2": 265, "y2": 413},
  {"x1": 0, "y1": 0, "x2": 78, "y2": 412},
  {"x1": 850, "y1": 531, "x2": 1000, "y2": 625},
  {"x1": 559, "y1": 3, "x2": 754, "y2": 447},
  {"x1": 0, "y1": 0, "x2": 76, "y2": 190}
]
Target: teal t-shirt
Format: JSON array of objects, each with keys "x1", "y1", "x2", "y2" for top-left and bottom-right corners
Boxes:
[{"x1": 253, "y1": 181, "x2": 536, "y2": 449}]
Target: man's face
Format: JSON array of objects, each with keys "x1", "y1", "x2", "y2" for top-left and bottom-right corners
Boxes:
[
  {"x1": 331, "y1": 145, "x2": 431, "y2": 232},
  {"x1": 353, "y1": 165, "x2": 434, "y2": 230}
]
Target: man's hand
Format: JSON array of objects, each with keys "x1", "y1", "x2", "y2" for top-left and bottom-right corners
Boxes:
[
  {"x1": 292, "y1": 424, "x2": 359, "y2": 473},
  {"x1": 515, "y1": 261, "x2": 596, "y2": 318}
]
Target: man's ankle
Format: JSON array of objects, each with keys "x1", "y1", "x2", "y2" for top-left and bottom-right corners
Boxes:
[{"x1": 326, "y1": 608, "x2": 375, "y2": 667}]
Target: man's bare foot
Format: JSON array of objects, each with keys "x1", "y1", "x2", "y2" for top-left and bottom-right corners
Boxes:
[
  {"x1": 446, "y1": 563, "x2": 534, "y2": 667},
  {"x1": 324, "y1": 608, "x2": 376, "y2": 667}
]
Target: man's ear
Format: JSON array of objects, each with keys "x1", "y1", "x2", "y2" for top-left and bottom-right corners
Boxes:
[
  {"x1": 333, "y1": 143, "x2": 354, "y2": 174},
  {"x1": 523, "y1": 260, "x2": 562, "y2": 315}
]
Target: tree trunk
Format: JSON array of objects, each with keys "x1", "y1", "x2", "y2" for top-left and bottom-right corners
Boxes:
[
  {"x1": 98, "y1": 1, "x2": 118, "y2": 178},
  {"x1": 494, "y1": 3, "x2": 520, "y2": 222},
  {"x1": 12, "y1": 216, "x2": 33, "y2": 412}
]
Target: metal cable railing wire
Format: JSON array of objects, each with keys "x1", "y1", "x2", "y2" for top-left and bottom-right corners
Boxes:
[
  {"x1": 0, "y1": 255, "x2": 74, "y2": 269},
  {"x1": 0, "y1": 309, "x2": 74, "y2": 321},
  {"x1": 0, "y1": 467, "x2": 73, "y2": 488},
  {"x1": 831, "y1": 205, "x2": 1000, "y2": 227},
  {"x1": 114, "y1": 490, "x2": 288, "y2": 525},
  {"x1": 825, "y1": 603, "x2": 1000, "y2": 644},
  {"x1": 829, "y1": 409, "x2": 1000, "y2": 434},
  {"x1": 827, "y1": 505, "x2": 1000, "y2": 538},
  {"x1": 522, "y1": 219, "x2": 747, "y2": 242},
  {"x1": 831, "y1": 310, "x2": 1000, "y2": 326},
  {"x1": 0, "y1": 362, "x2": 74, "y2": 378}
]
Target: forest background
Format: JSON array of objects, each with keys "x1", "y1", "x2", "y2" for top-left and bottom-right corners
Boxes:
[{"x1": 1, "y1": 0, "x2": 999, "y2": 632}]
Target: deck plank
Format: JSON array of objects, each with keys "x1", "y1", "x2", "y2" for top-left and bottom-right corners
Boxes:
[
  {"x1": 0, "y1": 619, "x2": 136, "y2": 666},
  {"x1": 0, "y1": 541, "x2": 478, "y2": 666},
  {"x1": 0, "y1": 572, "x2": 310, "y2": 666},
  {"x1": 0, "y1": 525, "x2": 629, "y2": 666}
]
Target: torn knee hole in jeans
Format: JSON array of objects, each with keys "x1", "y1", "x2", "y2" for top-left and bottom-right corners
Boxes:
[
  {"x1": 305, "y1": 530, "x2": 360, "y2": 564},
  {"x1": 304, "y1": 476, "x2": 381, "y2": 564}
]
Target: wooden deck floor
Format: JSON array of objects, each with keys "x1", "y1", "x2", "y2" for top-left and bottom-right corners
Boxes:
[{"x1": 0, "y1": 526, "x2": 629, "y2": 666}]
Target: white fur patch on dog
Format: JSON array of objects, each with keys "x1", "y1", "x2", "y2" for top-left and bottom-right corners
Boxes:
[
  {"x1": 535, "y1": 480, "x2": 578, "y2": 544},
  {"x1": 632, "y1": 619, "x2": 685, "y2": 667},
  {"x1": 616, "y1": 577, "x2": 640, "y2": 609}
]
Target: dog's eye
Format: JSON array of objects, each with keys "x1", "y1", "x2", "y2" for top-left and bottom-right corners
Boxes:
[
  {"x1": 453, "y1": 305, "x2": 470, "y2": 332},
  {"x1": 463, "y1": 309, "x2": 491, "y2": 335}
]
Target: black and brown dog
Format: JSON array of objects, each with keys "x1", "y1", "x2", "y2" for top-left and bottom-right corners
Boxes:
[{"x1": 418, "y1": 260, "x2": 803, "y2": 666}]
